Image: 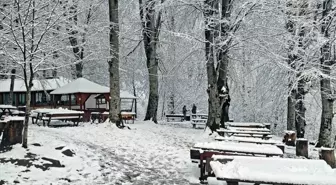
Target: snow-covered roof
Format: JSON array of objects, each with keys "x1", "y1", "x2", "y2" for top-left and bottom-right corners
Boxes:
[
  {"x1": 0, "y1": 77, "x2": 70, "y2": 93},
  {"x1": 50, "y1": 78, "x2": 109, "y2": 95},
  {"x1": 50, "y1": 78, "x2": 136, "y2": 99}
]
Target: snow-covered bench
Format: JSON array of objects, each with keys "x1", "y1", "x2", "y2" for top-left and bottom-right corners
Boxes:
[
  {"x1": 191, "y1": 113, "x2": 208, "y2": 120},
  {"x1": 215, "y1": 136, "x2": 280, "y2": 145},
  {"x1": 190, "y1": 141, "x2": 283, "y2": 182},
  {"x1": 210, "y1": 155, "x2": 336, "y2": 185},
  {"x1": 191, "y1": 118, "x2": 207, "y2": 128},
  {"x1": 42, "y1": 111, "x2": 84, "y2": 127},
  {"x1": 227, "y1": 126, "x2": 270, "y2": 133},
  {"x1": 165, "y1": 114, "x2": 185, "y2": 122},
  {"x1": 121, "y1": 111, "x2": 136, "y2": 124},
  {"x1": 225, "y1": 122, "x2": 266, "y2": 128},
  {"x1": 217, "y1": 129, "x2": 272, "y2": 139}
]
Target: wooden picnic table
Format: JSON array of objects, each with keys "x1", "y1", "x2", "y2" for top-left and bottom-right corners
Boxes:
[
  {"x1": 90, "y1": 111, "x2": 109, "y2": 123},
  {"x1": 31, "y1": 109, "x2": 57, "y2": 124},
  {"x1": 166, "y1": 114, "x2": 185, "y2": 122},
  {"x1": 0, "y1": 105, "x2": 18, "y2": 119},
  {"x1": 210, "y1": 155, "x2": 336, "y2": 185},
  {"x1": 190, "y1": 141, "x2": 283, "y2": 182}
]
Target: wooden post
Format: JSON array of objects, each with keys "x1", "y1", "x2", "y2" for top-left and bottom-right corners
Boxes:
[
  {"x1": 296, "y1": 138, "x2": 308, "y2": 158},
  {"x1": 320, "y1": 148, "x2": 336, "y2": 168}
]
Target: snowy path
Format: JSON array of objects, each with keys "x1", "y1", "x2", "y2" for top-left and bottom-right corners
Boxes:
[{"x1": 2, "y1": 121, "x2": 210, "y2": 185}]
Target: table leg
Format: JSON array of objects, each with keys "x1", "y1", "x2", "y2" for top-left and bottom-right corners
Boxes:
[{"x1": 227, "y1": 181, "x2": 238, "y2": 185}]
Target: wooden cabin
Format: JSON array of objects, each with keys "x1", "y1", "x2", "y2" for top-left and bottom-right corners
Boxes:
[{"x1": 0, "y1": 77, "x2": 70, "y2": 108}]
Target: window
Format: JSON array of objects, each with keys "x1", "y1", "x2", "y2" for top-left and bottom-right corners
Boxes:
[
  {"x1": 18, "y1": 94, "x2": 26, "y2": 105},
  {"x1": 3, "y1": 93, "x2": 9, "y2": 104},
  {"x1": 58, "y1": 95, "x2": 77, "y2": 105},
  {"x1": 35, "y1": 92, "x2": 48, "y2": 105}
]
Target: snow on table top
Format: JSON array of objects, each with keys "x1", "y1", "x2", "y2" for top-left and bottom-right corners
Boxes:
[
  {"x1": 228, "y1": 127, "x2": 270, "y2": 132},
  {"x1": 215, "y1": 136, "x2": 280, "y2": 145},
  {"x1": 285, "y1": 130, "x2": 296, "y2": 134},
  {"x1": 33, "y1": 108, "x2": 83, "y2": 114},
  {"x1": 226, "y1": 122, "x2": 266, "y2": 128},
  {"x1": 121, "y1": 112, "x2": 136, "y2": 115},
  {"x1": 217, "y1": 129, "x2": 271, "y2": 135},
  {"x1": 193, "y1": 141, "x2": 283, "y2": 156},
  {"x1": 0, "y1": 104, "x2": 17, "y2": 109},
  {"x1": 210, "y1": 155, "x2": 336, "y2": 185}
]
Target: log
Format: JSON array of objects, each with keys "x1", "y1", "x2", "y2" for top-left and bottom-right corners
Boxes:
[
  {"x1": 320, "y1": 148, "x2": 336, "y2": 168},
  {"x1": 296, "y1": 138, "x2": 308, "y2": 158}
]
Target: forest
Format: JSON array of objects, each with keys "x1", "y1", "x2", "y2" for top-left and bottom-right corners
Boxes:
[{"x1": 0, "y1": 0, "x2": 335, "y2": 148}]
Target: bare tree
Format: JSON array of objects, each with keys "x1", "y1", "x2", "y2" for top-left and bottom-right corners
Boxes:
[
  {"x1": 139, "y1": 0, "x2": 163, "y2": 123},
  {"x1": 317, "y1": 0, "x2": 334, "y2": 147}
]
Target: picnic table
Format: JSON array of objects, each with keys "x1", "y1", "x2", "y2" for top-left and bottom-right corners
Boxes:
[
  {"x1": 190, "y1": 141, "x2": 283, "y2": 182},
  {"x1": 121, "y1": 111, "x2": 136, "y2": 124},
  {"x1": 90, "y1": 111, "x2": 109, "y2": 123},
  {"x1": 217, "y1": 129, "x2": 272, "y2": 139},
  {"x1": 166, "y1": 114, "x2": 186, "y2": 122},
  {"x1": 210, "y1": 155, "x2": 336, "y2": 185},
  {"x1": 0, "y1": 105, "x2": 19, "y2": 119},
  {"x1": 31, "y1": 108, "x2": 84, "y2": 126}
]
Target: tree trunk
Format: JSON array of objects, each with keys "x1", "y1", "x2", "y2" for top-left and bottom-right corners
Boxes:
[
  {"x1": 317, "y1": 0, "x2": 333, "y2": 148},
  {"x1": 22, "y1": 88, "x2": 31, "y2": 148},
  {"x1": 295, "y1": 77, "x2": 306, "y2": 138},
  {"x1": 8, "y1": 69, "x2": 16, "y2": 105},
  {"x1": 108, "y1": 0, "x2": 120, "y2": 123},
  {"x1": 139, "y1": 0, "x2": 162, "y2": 124},
  {"x1": 287, "y1": 90, "x2": 296, "y2": 130}
]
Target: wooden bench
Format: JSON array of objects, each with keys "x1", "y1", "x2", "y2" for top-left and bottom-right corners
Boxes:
[
  {"x1": 217, "y1": 129, "x2": 272, "y2": 140},
  {"x1": 42, "y1": 113, "x2": 83, "y2": 127},
  {"x1": 191, "y1": 118, "x2": 207, "y2": 128},
  {"x1": 191, "y1": 114, "x2": 208, "y2": 120},
  {"x1": 121, "y1": 112, "x2": 136, "y2": 124},
  {"x1": 190, "y1": 141, "x2": 283, "y2": 183},
  {"x1": 90, "y1": 112, "x2": 109, "y2": 123},
  {"x1": 215, "y1": 136, "x2": 280, "y2": 145},
  {"x1": 166, "y1": 114, "x2": 185, "y2": 122},
  {"x1": 210, "y1": 155, "x2": 336, "y2": 185}
]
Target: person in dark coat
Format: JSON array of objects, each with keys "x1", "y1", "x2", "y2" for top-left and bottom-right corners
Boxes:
[
  {"x1": 182, "y1": 105, "x2": 187, "y2": 121},
  {"x1": 191, "y1": 104, "x2": 197, "y2": 114}
]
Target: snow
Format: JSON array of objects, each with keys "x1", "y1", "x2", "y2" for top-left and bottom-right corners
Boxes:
[
  {"x1": 210, "y1": 155, "x2": 336, "y2": 185},
  {"x1": 0, "y1": 105, "x2": 17, "y2": 109},
  {"x1": 227, "y1": 127, "x2": 270, "y2": 132},
  {"x1": 217, "y1": 129, "x2": 271, "y2": 135},
  {"x1": 193, "y1": 141, "x2": 283, "y2": 156},
  {"x1": 3, "y1": 116, "x2": 25, "y2": 121},
  {"x1": 215, "y1": 136, "x2": 280, "y2": 145},
  {"x1": 0, "y1": 77, "x2": 70, "y2": 92},
  {"x1": 226, "y1": 122, "x2": 265, "y2": 127},
  {"x1": 285, "y1": 130, "x2": 296, "y2": 134},
  {"x1": 0, "y1": 121, "x2": 211, "y2": 185}
]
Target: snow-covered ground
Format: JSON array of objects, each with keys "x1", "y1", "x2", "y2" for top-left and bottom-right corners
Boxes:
[
  {"x1": 0, "y1": 120, "x2": 327, "y2": 185},
  {"x1": 1, "y1": 121, "x2": 213, "y2": 185}
]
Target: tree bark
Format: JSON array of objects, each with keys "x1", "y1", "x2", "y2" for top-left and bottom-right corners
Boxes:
[
  {"x1": 317, "y1": 0, "x2": 333, "y2": 148},
  {"x1": 139, "y1": 0, "x2": 162, "y2": 123},
  {"x1": 287, "y1": 90, "x2": 296, "y2": 130},
  {"x1": 108, "y1": 0, "x2": 120, "y2": 123},
  {"x1": 8, "y1": 69, "x2": 16, "y2": 105},
  {"x1": 22, "y1": 86, "x2": 31, "y2": 148},
  {"x1": 295, "y1": 77, "x2": 306, "y2": 138}
]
